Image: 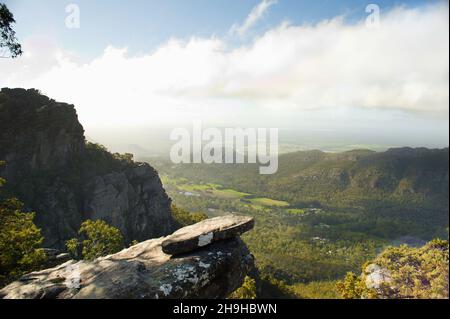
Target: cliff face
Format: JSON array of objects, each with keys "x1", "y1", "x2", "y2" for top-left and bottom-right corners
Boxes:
[
  {"x1": 0, "y1": 89, "x2": 85, "y2": 179},
  {"x1": 0, "y1": 88, "x2": 175, "y2": 248}
]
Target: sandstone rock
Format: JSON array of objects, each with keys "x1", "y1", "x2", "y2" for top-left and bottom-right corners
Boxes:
[
  {"x1": 83, "y1": 162, "x2": 174, "y2": 244},
  {"x1": 0, "y1": 88, "x2": 175, "y2": 248},
  {"x1": 364, "y1": 264, "x2": 392, "y2": 290},
  {"x1": 0, "y1": 218, "x2": 255, "y2": 299},
  {"x1": 162, "y1": 215, "x2": 254, "y2": 255}
]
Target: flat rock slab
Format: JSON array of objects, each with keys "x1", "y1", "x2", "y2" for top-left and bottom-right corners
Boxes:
[{"x1": 162, "y1": 215, "x2": 254, "y2": 255}]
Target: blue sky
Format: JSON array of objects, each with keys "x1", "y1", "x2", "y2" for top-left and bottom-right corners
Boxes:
[
  {"x1": 1, "y1": 0, "x2": 448, "y2": 149},
  {"x1": 5, "y1": 0, "x2": 443, "y2": 59}
]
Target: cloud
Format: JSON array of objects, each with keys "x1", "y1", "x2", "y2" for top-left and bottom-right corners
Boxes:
[
  {"x1": 0, "y1": 3, "x2": 448, "y2": 130},
  {"x1": 230, "y1": 0, "x2": 278, "y2": 37}
]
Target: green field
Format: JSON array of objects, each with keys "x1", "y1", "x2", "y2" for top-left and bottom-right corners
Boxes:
[
  {"x1": 249, "y1": 197, "x2": 290, "y2": 207},
  {"x1": 287, "y1": 208, "x2": 306, "y2": 214},
  {"x1": 162, "y1": 175, "x2": 251, "y2": 200},
  {"x1": 162, "y1": 174, "x2": 290, "y2": 207},
  {"x1": 211, "y1": 188, "x2": 250, "y2": 199}
]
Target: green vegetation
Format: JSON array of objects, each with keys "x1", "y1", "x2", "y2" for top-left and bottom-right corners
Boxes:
[
  {"x1": 152, "y1": 148, "x2": 449, "y2": 242},
  {"x1": 66, "y1": 220, "x2": 125, "y2": 261},
  {"x1": 65, "y1": 238, "x2": 80, "y2": 260},
  {"x1": 83, "y1": 142, "x2": 136, "y2": 176},
  {"x1": 0, "y1": 198, "x2": 47, "y2": 286},
  {"x1": 158, "y1": 172, "x2": 383, "y2": 298},
  {"x1": 171, "y1": 204, "x2": 208, "y2": 227},
  {"x1": 1, "y1": 158, "x2": 130, "y2": 286},
  {"x1": 249, "y1": 197, "x2": 289, "y2": 207},
  {"x1": 211, "y1": 188, "x2": 250, "y2": 199},
  {"x1": 0, "y1": 164, "x2": 46, "y2": 286},
  {"x1": 164, "y1": 177, "x2": 250, "y2": 200},
  {"x1": 336, "y1": 272, "x2": 367, "y2": 299},
  {"x1": 289, "y1": 280, "x2": 341, "y2": 299},
  {"x1": 337, "y1": 239, "x2": 449, "y2": 299},
  {"x1": 0, "y1": 3, "x2": 22, "y2": 58},
  {"x1": 149, "y1": 148, "x2": 448, "y2": 298},
  {"x1": 229, "y1": 276, "x2": 257, "y2": 299},
  {"x1": 287, "y1": 208, "x2": 306, "y2": 215},
  {"x1": 130, "y1": 240, "x2": 139, "y2": 246}
]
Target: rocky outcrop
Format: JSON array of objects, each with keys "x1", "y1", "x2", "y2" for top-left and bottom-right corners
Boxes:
[
  {"x1": 82, "y1": 163, "x2": 174, "y2": 245},
  {"x1": 364, "y1": 264, "x2": 392, "y2": 291},
  {"x1": 162, "y1": 215, "x2": 254, "y2": 255},
  {"x1": 358, "y1": 240, "x2": 449, "y2": 299},
  {"x1": 0, "y1": 215, "x2": 255, "y2": 299},
  {"x1": 0, "y1": 88, "x2": 175, "y2": 248},
  {"x1": 0, "y1": 89, "x2": 85, "y2": 179}
]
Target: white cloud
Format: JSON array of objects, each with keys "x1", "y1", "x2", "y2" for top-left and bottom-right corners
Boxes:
[
  {"x1": 230, "y1": 0, "x2": 278, "y2": 36},
  {"x1": 0, "y1": 3, "x2": 448, "y2": 130}
]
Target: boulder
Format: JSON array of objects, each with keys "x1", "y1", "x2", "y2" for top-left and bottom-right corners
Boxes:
[
  {"x1": 162, "y1": 215, "x2": 254, "y2": 255},
  {"x1": 364, "y1": 264, "x2": 392, "y2": 290}
]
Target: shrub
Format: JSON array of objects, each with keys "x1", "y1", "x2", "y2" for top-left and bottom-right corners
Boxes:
[
  {"x1": 67, "y1": 219, "x2": 125, "y2": 261},
  {"x1": 0, "y1": 198, "x2": 46, "y2": 286},
  {"x1": 229, "y1": 276, "x2": 257, "y2": 299},
  {"x1": 171, "y1": 204, "x2": 208, "y2": 227},
  {"x1": 336, "y1": 240, "x2": 449, "y2": 299}
]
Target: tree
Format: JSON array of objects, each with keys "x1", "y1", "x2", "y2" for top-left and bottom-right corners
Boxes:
[
  {"x1": 171, "y1": 204, "x2": 208, "y2": 227},
  {"x1": 229, "y1": 276, "x2": 257, "y2": 299},
  {"x1": 65, "y1": 238, "x2": 80, "y2": 260},
  {"x1": 0, "y1": 3, "x2": 22, "y2": 58},
  {"x1": 0, "y1": 194, "x2": 46, "y2": 286},
  {"x1": 67, "y1": 220, "x2": 125, "y2": 261},
  {"x1": 335, "y1": 272, "x2": 365, "y2": 299}
]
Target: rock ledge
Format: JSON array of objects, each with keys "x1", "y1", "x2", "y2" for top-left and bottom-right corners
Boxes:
[
  {"x1": 162, "y1": 215, "x2": 254, "y2": 255},
  {"x1": 0, "y1": 215, "x2": 255, "y2": 299}
]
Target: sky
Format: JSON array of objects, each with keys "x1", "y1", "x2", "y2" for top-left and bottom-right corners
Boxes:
[{"x1": 1, "y1": 0, "x2": 449, "y2": 149}]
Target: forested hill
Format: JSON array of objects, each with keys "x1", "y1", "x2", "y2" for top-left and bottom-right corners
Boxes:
[
  {"x1": 153, "y1": 148, "x2": 448, "y2": 203},
  {"x1": 150, "y1": 147, "x2": 449, "y2": 239}
]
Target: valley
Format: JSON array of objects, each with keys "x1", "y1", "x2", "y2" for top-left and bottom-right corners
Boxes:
[{"x1": 147, "y1": 148, "x2": 449, "y2": 298}]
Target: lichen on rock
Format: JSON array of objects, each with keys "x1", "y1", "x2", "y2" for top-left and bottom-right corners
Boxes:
[{"x1": 0, "y1": 215, "x2": 255, "y2": 299}]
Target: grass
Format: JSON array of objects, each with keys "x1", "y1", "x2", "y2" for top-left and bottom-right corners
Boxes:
[
  {"x1": 164, "y1": 177, "x2": 249, "y2": 199},
  {"x1": 211, "y1": 188, "x2": 250, "y2": 199},
  {"x1": 178, "y1": 184, "x2": 208, "y2": 192},
  {"x1": 164, "y1": 174, "x2": 290, "y2": 207},
  {"x1": 249, "y1": 197, "x2": 290, "y2": 207},
  {"x1": 247, "y1": 204, "x2": 266, "y2": 211}
]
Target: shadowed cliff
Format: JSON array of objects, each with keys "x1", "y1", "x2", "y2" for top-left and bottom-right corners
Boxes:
[{"x1": 0, "y1": 88, "x2": 176, "y2": 248}]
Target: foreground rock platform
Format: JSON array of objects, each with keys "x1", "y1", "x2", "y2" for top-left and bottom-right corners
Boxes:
[
  {"x1": 0, "y1": 215, "x2": 254, "y2": 299},
  {"x1": 162, "y1": 215, "x2": 254, "y2": 255}
]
